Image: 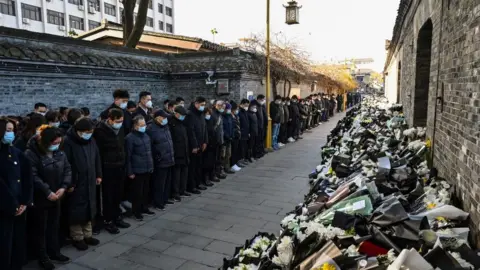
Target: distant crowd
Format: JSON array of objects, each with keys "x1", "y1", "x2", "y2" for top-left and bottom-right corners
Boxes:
[{"x1": 0, "y1": 89, "x2": 361, "y2": 270}]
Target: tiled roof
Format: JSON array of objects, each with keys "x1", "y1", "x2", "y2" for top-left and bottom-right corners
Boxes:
[{"x1": 77, "y1": 21, "x2": 231, "y2": 52}]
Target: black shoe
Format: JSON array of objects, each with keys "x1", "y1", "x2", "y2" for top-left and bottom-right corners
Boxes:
[
  {"x1": 225, "y1": 169, "x2": 235, "y2": 174},
  {"x1": 237, "y1": 163, "x2": 246, "y2": 168},
  {"x1": 197, "y1": 186, "x2": 207, "y2": 191},
  {"x1": 92, "y1": 223, "x2": 102, "y2": 235},
  {"x1": 181, "y1": 192, "x2": 192, "y2": 197},
  {"x1": 174, "y1": 196, "x2": 181, "y2": 202},
  {"x1": 142, "y1": 209, "x2": 156, "y2": 216},
  {"x1": 38, "y1": 259, "x2": 55, "y2": 270},
  {"x1": 49, "y1": 253, "x2": 71, "y2": 264},
  {"x1": 134, "y1": 213, "x2": 144, "y2": 221},
  {"x1": 115, "y1": 219, "x2": 131, "y2": 229},
  {"x1": 84, "y1": 237, "x2": 100, "y2": 246},
  {"x1": 211, "y1": 177, "x2": 220, "y2": 182},
  {"x1": 204, "y1": 181, "x2": 214, "y2": 187},
  {"x1": 73, "y1": 240, "x2": 88, "y2": 251},
  {"x1": 216, "y1": 174, "x2": 227, "y2": 179},
  {"x1": 166, "y1": 200, "x2": 175, "y2": 205},
  {"x1": 155, "y1": 205, "x2": 166, "y2": 211},
  {"x1": 190, "y1": 189, "x2": 201, "y2": 194},
  {"x1": 104, "y1": 222, "x2": 120, "y2": 234}
]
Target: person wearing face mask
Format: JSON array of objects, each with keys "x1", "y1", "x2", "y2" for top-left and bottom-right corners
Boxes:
[
  {"x1": 211, "y1": 100, "x2": 226, "y2": 180},
  {"x1": 45, "y1": 110, "x2": 61, "y2": 128},
  {"x1": 185, "y1": 97, "x2": 209, "y2": 194},
  {"x1": 133, "y1": 91, "x2": 153, "y2": 124},
  {"x1": 253, "y1": 95, "x2": 266, "y2": 158},
  {"x1": 58, "y1": 108, "x2": 84, "y2": 136},
  {"x1": 63, "y1": 118, "x2": 102, "y2": 251},
  {"x1": 147, "y1": 110, "x2": 175, "y2": 211},
  {"x1": 34, "y1": 103, "x2": 48, "y2": 117},
  {"x1": 247, "y1": 103, "x2": 259, "y2": 162},
  {"x1": 14, "y1": 114, "x2": 46, "y2": 152},
  {"x1": 229, "y1": 101, "x2": 244, "y2": 171},
  {"x1": 100, "y1": 89, "x2": 132, "y2": 135},
  {"x1": 238, "y1": 99, "x2": 251, "y2": 165},
  {"x1": 25, "y1": 125, "x2": 72, "y2": 269},
  {"x1": 203, "y1": 108, "x2": 221, "y2": 184},
  {"x1": 169, "y1": 106, "x2": 191, "y2": 201},
  {"x1": 270, "y1": 95, "x2": 283, "y2": 150},
  {"x1": 175, "y1": 97, "x2": 186, "y2": 108},
  {"x1": 279, "y1": 97, "x2": 289, "y2": 145},
  {"x1": 289, "y1": 95, "x2": 301, "y2": 141},
  {"x1": 0, "y1": 117, "x2": 33, "y2": 270},
  {"x1": 125, "y1": 116, "x2": 154, "y2": 221},
  {"x1": 221, "y1": 103, "x2": 235, "y2": 174},
  {"x1": 93, "y1": 108, "x2": 130, "y2": 234}
]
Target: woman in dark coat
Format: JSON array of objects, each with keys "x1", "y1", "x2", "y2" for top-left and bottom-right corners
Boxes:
[
  {"x1": 63, "y1": 118, "x2": 102, "y2": 251},
  {"x1": 25, "y1": 125, "x2": 72, "y2": 270},
  {"x1": 0, "y1": 117, "x2": 33, "y2": 270},
  {"x1": 247, "y1": 103, "x2": 259, "y2": 162},
  {"x1": 125, "y1": 115, "x2": 154, "y2": 221},
  {"x1": 169, "y1": 106, "x2": 190, "y2": 200},
  {"x1": 14, "y1": 114, "x2": 46, "y2": 152},
  {"x1": 202, "y1": 108, "x2": 218, "y2": 185}
]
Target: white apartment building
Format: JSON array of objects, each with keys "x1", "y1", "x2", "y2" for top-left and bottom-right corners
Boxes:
[{"x1": 0, "y1": 0, "x2": 175, "y2": 36}]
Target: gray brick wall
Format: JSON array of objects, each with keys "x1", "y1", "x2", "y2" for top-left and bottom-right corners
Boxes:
[{"x1": 391, "y1": 0, "x2": 480, "y2": 245}]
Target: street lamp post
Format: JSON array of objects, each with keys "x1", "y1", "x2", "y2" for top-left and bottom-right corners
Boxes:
[{"x1": 265, "y1": 1, "x2": 301, "y2": 150}]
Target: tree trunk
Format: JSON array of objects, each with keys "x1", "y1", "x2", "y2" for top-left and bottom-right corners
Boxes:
[
  {"x1": 283, "y1": 79, "x2": 291, "y2": 97},
  {"x1": 272, "y1": 76, "x2": 279, "y2": 97},
  {"x1": 124, "y1": 0, "x2": 150, "y2": 48},
  {"x1": 123, "y1": 0, "x2": 135, "y2": 46}
]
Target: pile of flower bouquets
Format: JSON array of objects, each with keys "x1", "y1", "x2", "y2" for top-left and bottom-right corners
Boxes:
[{"x1": 221, "y1": 96, "x2": 480, "y2": 270}]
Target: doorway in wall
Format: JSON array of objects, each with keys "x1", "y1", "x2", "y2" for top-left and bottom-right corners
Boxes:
[{"x1": 413, "y1": 19, "x2": 433, "y2": 127}]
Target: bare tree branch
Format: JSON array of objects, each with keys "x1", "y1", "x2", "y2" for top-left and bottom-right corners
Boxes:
[
  {"x1": 122, "y1": 0, "x2": 135, "y2": 46},
  {"x1": 124, "y1": 0, "x2": 150, "y2": 48}
]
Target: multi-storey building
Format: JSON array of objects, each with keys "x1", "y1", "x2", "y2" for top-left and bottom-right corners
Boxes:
[{"x1": 0, "y1": 0, "x2": 174, "y2": 36}]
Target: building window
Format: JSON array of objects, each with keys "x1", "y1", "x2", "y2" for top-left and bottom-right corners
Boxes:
[
  {"x1": 68, "y1": 0, "x2": 83, "y2": 5},
  {"x1": 0, "y1": 1, "x2": 15, "y2": 16},
  {"x1": 148, "y1": 0, "x2": 153, "y2": 9},
  {"x1": 119, "y1": 7, "x2": 124, "y2": 23},
  {"x1": 158, "y1": 21, "x2": 164, "y2": 30},
  {"x1": 166, "y1": 7, "x2": 172, "y2": 16},
  {"x1": 21, "y1": 3, "x2": 41, "y2": 21},
  {"x1": 69, "y1": 15, "x2": 84, "y2": 30},
  {"x1": 88, "y1": 0, "x2": 100, "y2": 11},
  {"x1": 158, "y1": 3, "x2": 163, "y2": 13},
  {"x1": 104, "y1": 3, "x2": 116, "y2": 16},
  {"x1": 166, "y1": 23, "x2": 173, "y2": 33},
  {"x1": 146, "y1": 17, "x2": 153, "y2": 27},
  {"x1": 47, "y1": 10, "x2": 65, "y2": 26},
  {"x1": 88, "y1": 20, "x2": 100, "y2": 30}
]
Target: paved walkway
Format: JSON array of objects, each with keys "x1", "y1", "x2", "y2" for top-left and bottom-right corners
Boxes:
[{"x1": 30, "y1": 112, "x2": 346, "y2": 270}]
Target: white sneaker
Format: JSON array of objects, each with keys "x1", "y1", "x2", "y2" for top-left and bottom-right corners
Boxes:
[
  {"x1": 278, "y1": 143, "x2": 285, "y2": 147},
  {"x1": 288, "y1": 137, "x2": 296, "y2": 143},
  {"x1": 232, "y1": 165, "x2": 241, "y2": 172}
]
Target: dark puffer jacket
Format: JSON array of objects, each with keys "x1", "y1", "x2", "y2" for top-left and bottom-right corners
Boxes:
[
  {"x1": 238, "y1": 108, "x2": 250, "y2": 141},
  {"x1": 169, "y1": 117, "x2": 190, "y2": 165},
  {"x1": 232, "y1": 113, "x2": 241, "y2": 140},
  {"x1": 125, "y1": 130, "x2": 154, "y2": 175},
  {"x1": 63, "y1": 128, "x2": 102, "y2": 224},
  {"x1": 147, "y1": 122, "x2": 174, "y2": 168},
  {"x1": 93, "y1": 121, "x2": 125, "y2": 169},
  {"x1": 248, "y1": 109, "x2": 259, "y2": 137},
  {"x1": 186, "y1": 104, "x2": 208, "y2": 150},
  {"x1": 222, "y1": 113, "x2": 234, "y2": 142},
  {"x1": 25, "y1": 138, "x2": 72, "y2": 208}
]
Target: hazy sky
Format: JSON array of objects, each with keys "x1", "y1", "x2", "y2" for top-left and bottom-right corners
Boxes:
[{"x1": 175, "y1": 0, "x2": 400, "y2": 72}]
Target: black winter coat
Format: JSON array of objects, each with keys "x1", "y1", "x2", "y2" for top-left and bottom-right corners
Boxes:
[
  {"x1": 0, "y1": 144, "x2": 33, "y2": 216},
  {"x1": 238, "y1": 109, "x2": 250, "y2": 141},
  {"x1": 248, "y1": 110, "x2": 259, "y2": 137},
  {"x1": 222, "y1": 114, "x2": 234, "y2": 142},
  {"x1": 186, "y1": 104, "x2": 208, "y2": 150},
  {"x1": 270, "y1": 102, "x2": 281, "y2": 124},
  {"x1": 125, "y1": 131, "x2": 154, "y2": 175},
  {"x1": 289, "y1": 102, "x2": 300, "y2": 120},
  {"x1": 232, "y1": 114, "x2": 241, "y2": 140},
  {"x1": 203, "y1": 117, "x2": 218, "y2": 169},
  {"x1": 63, "y1": 128, "x2": 102, "y2": 224},
  {"x1": 132, "y1": 107, "x2": 153, "y2": 124},
  {"x1": 147, "y1": 122, "x2": 175, "y2": 168},
  {"x1": 100, "y1": 103, "x2": 133, "y2": 135},
  {"x1": 283, "y1": 104, "x2": 290, "y2": 123},
  {"x1": 25, "y1": 139, "x2": 72, "y2": 208},
  {"x1": 169, "y1": 117, "x2": 190, "y2": 165},
  {"x1": 251, "y1": 100, "x2": 264, "y2": 130},
  {"x1": 93, "y1": 121, "x2": 126, "y2": 169}
]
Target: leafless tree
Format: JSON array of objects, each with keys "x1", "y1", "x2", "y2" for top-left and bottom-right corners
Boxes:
[{"x1": 122, "y1": 0, "x2": 150, "y2": 48}]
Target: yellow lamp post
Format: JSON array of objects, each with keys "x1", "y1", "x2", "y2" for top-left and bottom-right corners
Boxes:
[{"x1": 265, "y1": 0, "x2": 302, "y2": 149}]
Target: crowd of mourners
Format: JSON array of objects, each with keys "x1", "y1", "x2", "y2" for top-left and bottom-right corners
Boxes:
[{"x1": 0, "y1": 88, "x2": 361, "y2": 270}]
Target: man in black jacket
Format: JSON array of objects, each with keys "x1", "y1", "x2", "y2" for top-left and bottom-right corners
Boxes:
[
  {"x1": 238, "y1": 99, "x2": 250, "y2": 164},
  {"x1": 100, "y1": 89, "x2": 132, "y2": 136},
  {"x1": 93, "y1": 108, "x2": 130, "y2": 234},
  {"x1": 288, "y1": 96, "x2": 301, "y2": 141},
  {"x1": 185, "y1": 97, "x2": 208, "y2": 194},
  {"x1": 269, "y1": 95, "x2": 282, "y2": 150},
  {"x1": 169, "y1": 106, "x2": 190, "y2": 200},
  {"x1": 133, "y1": 91, "x2": 153, "y2": 123}
]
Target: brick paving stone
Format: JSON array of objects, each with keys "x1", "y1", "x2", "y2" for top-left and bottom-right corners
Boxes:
[
  {"x1": 163, "y1": 244, "x2": 224, "y2": 267},
  {"x1": 142, "y1": 239, "x2": 173, "y2": 253},
  {"x1": 123, "y1": 248, "x2": 186, "y2": 270},
  {"x1": 204, "y1": 240, "x2": 239, "y2": 256},
  {"x1": 95, "y1": 242, "x2": 133, "y2": 257},
  {"x1": 114, "y1": 233, "x2": 151, "y2": 247},
  {"x1": 176, "y1": 261, "x2": 217, "y2": 270}
]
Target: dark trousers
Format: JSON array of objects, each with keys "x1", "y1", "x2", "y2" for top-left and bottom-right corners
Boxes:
[
  {"x1": 31, "y1": 205, "x2": 61, "y2": 260},
  {"x1": 279, "y1": 124, "x2": 287, "y2": 143},
  {"x1": 203, "y1": 168, "x2": 215, "y2": 182},
  {"x1": 172, "y1": 164, "x2": 188, "y2": 196},
  {"x1": 214, "y1": 145, "x2": 222, "y2": 174},
  {"x1": 0, "y1": 213, "x2": 27, "y2": 270},
  {"x1": 231, "y1": 139, "x2": 240, "y2": 165},
  {"x1": 102, "y1": 167, "x2": 125, "y2": 223},
  {"x1": 188, "y1": 152, "x2": 203, "y2": 191},
  {"x1": 255, "y1": 129, "x2": 265, "y2": 157},
  {"x1": 152, "y1": 167, "x2": 172, "y2": 207},
  {"x1": 239, "y1": 139, "x2": 248, "y2": 161},
  {"x1": 247, "y1": 135, "x2": 257, "y2": 159},
  {"x1": 131, "y1": 173, "x2": 150, "y2": 214}
]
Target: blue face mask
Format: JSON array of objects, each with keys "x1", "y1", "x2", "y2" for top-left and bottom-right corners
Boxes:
[
  {"x1": 199, "y1": 105, "x2": 205, "y2": 112},
  {"x1": 179, "y1": 115, "x2": 186, "y2": 121},
  {"x1": 81, "y1": 133, "x2": 92, "y2": 140},
  {"x1": 2, "y1": 131, "x2": 15, "y2": 144},
  {"x1": 119, "y1": 102, "x2": 128, "y2": 109},
  {"x1": 226, "y1": 110, "x2": 231, "y2": 114},
  {"x1": 205, "y1": 115, "x2": 211, "y2": 120},
  {"x1": 51, "y1": 122, "x2": 60, "y2": 128},
  {"x1": 48, "y1": 144, "x2": 60, "y2": 152},
  {"x1": 112, "y1": 123, "x2": 123, "y2": 130},
  {"x1": 219, "y1": 109, "x2": 225, "y2": 113},
  {"x1": 138, "y1": 126, "x2": 146, "y2": 133},
  {"x1": 161, "y1": 118, "x2": 168, "y2": 126},
  {"x1": 235, "y1": 110, "x2": 239, "y2": 115}
]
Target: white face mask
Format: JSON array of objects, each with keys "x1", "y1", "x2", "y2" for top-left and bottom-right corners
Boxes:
[{"x1": 146, "y1": 100, "x2": 153, "y2": 108}]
